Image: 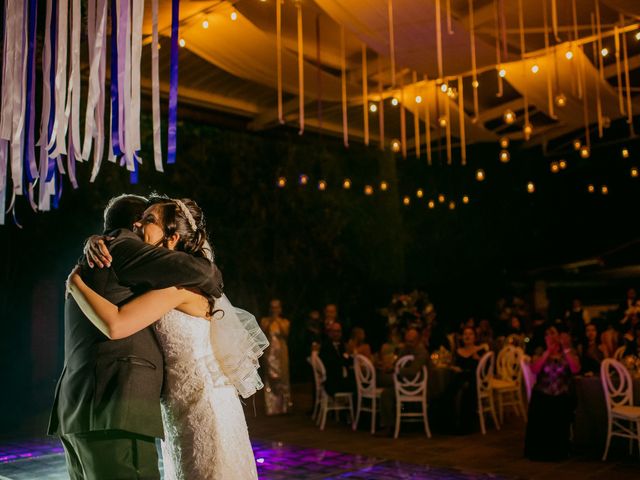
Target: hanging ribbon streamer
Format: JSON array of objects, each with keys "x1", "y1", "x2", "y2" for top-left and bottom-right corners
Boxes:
[
  {"x1": 0, "y1": 142, "x2": 6, "y2": 225},
  {"x1": 65, "y1": 0, "x2": 82, "y2": 166},
  {"x1": 120, "y1": 0, "x2": 134, "y2": 171},
  {"x1": 400, "y1": 72, "x2": 406, "y2": 159},
  {"x1": 151, "y1": 0, "x2": 163, "y2": 172},
  {"x1": 571, "y1": 0, "x2": 582, "y2": 100},
  {"x1": 517, "y1": 0, "x2": 530, "y2": 140},
  {"x1": 167, "y1": 0, "x2": 179, "y2": 164},
  {"x1": 445, "y1": 87, "x2": 451, "y2": 165},
  {"x1": 48, "y1": 0, "x2": 69, "y2": 158},
  {"x1": 412, "y1": 71, "x2": 419, "y2": 159},
  {"x1": 542, "y1": 0, "x2": 555, "y2": 119},
  {"x1": 0, "y1": 0, "x2": 17, "y2": 142},
  {"x1": 614, "y1": 25, "x2": 625, "y2": 115},
  {"x1": 551, "y1": 0, "x2": 560, "y2": 42},
  {"x1": 377, "y1": 55, "x2": 385, "y2": 150},
  {"x1": 388, "y1": 0, "x2": 396, "y2": 87},
  {"x1": 595, "y1": 1, "x2": 604, "y2": 81},
  {"x1": 493, "y1": 0, "x2": 503, "y2": 97},
  {"x1": 296, "y1": 1, "x2": 304, "y2": 135},
  {"x1": 340, "y1": 26, "x2": 349, "y2": 148},
  {"x1": 468, "y1": 0, "x2": 479, "y2": 121},
  {"x1": 109, "y1": 0, "x2": 122, "y2": 159},
  {"x1": 590, "y1": 13, "x2": 603, "y2": 138},
  {"x1": 129, "y1": 0, "x2": 144, "y2": 168},
  {"x1": 24, "y1": 0, "x2": 39, "y2": 187},
  {"x1": 423, "y1": 74, "x2": 432, "y2": 165},
  {"x1": 622, "y1": 26, "x2": 635, "y2": 136},
  {"x1": 435, "y1": 0, "x2": 444, "y2": 81},
  {"x1": 9, "y1": 0, "x2": 27, "y2": 195},
  {"x1": 276, "y1": 0, "x2": 283, "y2": 124},
  {"x1": 446, "y1": 0, "x2": 454, "y2": 34},
  {"x1": 90, "y1": 0, "x2": 108, "y2": 181},
  {"x1": 362, "y1": 45, "x2": 369, "y2": 146},
  {"x1": 458, "y1": 76, "x2": 466, "y2": 166}
]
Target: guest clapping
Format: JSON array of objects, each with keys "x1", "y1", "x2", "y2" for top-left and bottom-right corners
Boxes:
[{"x1": 319, "y1": 322, "x2": 354, "y2": 396}]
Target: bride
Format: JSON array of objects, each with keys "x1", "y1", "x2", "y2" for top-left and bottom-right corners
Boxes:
[{"x1": 67, "y1": 197, "x2": 266, "y2": 480}]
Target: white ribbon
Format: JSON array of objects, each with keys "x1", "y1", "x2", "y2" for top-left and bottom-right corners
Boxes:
[
  {"x1": 122, "y1": 0, "x2": 134, "y2": 170},
  {"x1": 0, "y1": 0, "x2": 16, "y2": 141},
  {"x1": 151, "y1": 0, "x2": 163, "y2": 172},
  {"x1": 47, "y1": 0, "x2": 69, "y2": 157},
  {"x1": 10, "y1": 0, "x2": 28, "y2": 194},
  {"x1": 65, "y1": 0, "x2": 82, "y2": 162},
  {"x1": 38, "y1": 0, "x2": 55, "y2": 211},
  {"x1": 129, "y1": 0, "x2": 144, "y2": 164},
  {"x1": 0, "y1": 140, "x2": 7, "y2": 225}
]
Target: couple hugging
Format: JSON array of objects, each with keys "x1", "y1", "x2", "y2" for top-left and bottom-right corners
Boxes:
[{"x1": 48, "y1": 194, "x2": 268, "y2": 479}]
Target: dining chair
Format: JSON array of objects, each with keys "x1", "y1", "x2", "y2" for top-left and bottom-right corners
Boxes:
[
  {"x1": 476, "y1": 351, "x2": 500, "y2": 434},
  {"x1": 492, "y1": 346, "x2": 527, "y2": 422},
  {"x1": 393, "y1": 355, "x2": 431, "y2": 439},
  {"x1": 353, "y1": 354, "x2": 383, "y2": 433},
  {"x1": 310, "y1": 353, "x2": 354, "y2": 431}
]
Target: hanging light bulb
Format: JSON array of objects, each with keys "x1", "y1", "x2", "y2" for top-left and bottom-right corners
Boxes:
[
  {"x1": 202, "y1": 19, "x2": 209, "y2": 29},
  {"x1": 369, "y1": 103, "x2": 378, "y2": 113},
  {"x1": 391, "y1": 97, "x2": 399, "y2": 106},
  {"x1": 391, "y1": 139, "x2": 401, "y2": 152},
  {"x1": 499, "y1": 137, "x2": 509, "y2": 149},
  {"x1": 523, "y1": 123, "x2": 533, "y2": 137},
  {"x1": 603, "y1": 116, "x2": 611, "y2": 128},
  {"x1": 631, "y1": 167, "x2": 639, "y2": 178},
  {"x1": 299, "y1": 174, "x2": 309, "y2": 185},
  {"x1": 230, "y1": 11, "x2": 238, "y2": 21},
  {"x1": 178, "y1": 38, "x2": 186, "y2": 47},
  {"x1": 635, "y1": 31, "x2": 640, "y2": 41},
  {"x1": 503, "y1": 109, "x2": 516, "y2": 124},
  {"x1": 527, "y1": 181, "x2": 535, "y2": 193},
  {"x1": 587, "y1": 184, "x2": 595, "y2": 193},
  {"x1": 472, "y1": 80, "x2": 479, "y2": 89},
  {"x1": 438, "y1": 116, "x2": 447, "y2": 128},
  {"x1": 438, "y1": 194, "x2": 446, "y2": 203},
  {"x1": 415, "y1": 95, "x2": 423, "y2": 104},
  {"x1": 416, "y1": 189, "x2": 424, "y2": 198},
  {"x1": 559, "y1": 159, "x2": 568, "y2": 170},
  {"x1": 380, "y1": 181, "x2": 389, "y2": 191},
  {"x1": 531, "y1": 63, "x2": 540, "y2": 74},
  {"x1": 277, "y1": 177, "x2": 286, "y2": 188},
  {"x1": 550, "y1": 162, "x2": 560, "y2": 173},
  {"x1": 343, "y1": 178, "x2": 352, "y2": 189},
  {"x1": 476, "y1": 169, "x2": 486, "y2": 182},
  {"x1": 403, "y1": 196, "x2": 411, "y2": 206},
  {"x1": 565, "y1": 50, "x2": 574, "y2": 60},
  {"x1": 428, "y1": 200, "x2": 435, "y2": 209},
  {"x1": 462, "y1": 195, "x2": 470, "y2": 204},
  {"x1": 440, "y1": 83, "x2": 448, "y2": 93},
  {"x1": 364, "y1": 185, "x2": 374, "y2": 195},
  {"x1": 318, "y1": 180, "x2": 327, "y2": 191},
  {"x1": 498, "y1": 68, "x2": 506, "y2": 77},
  {"x1": 554, "y1": 93, "x2": 567, "y2": 108},
  {"x1": 448, "y1": 201, "x2": 456, "y2": 210},
  {"x1": 447, "y1": 87, "x2": 458, "y2": 100},
  {"x1": 601, "y1": 47, "x2": 609, "y2": 57},
  {"x1": 573, "y1": 139, "x2": 582, "y2": 151},
  {"x1": 622, "y1": 148, "x2": 630, "y2": 159},
  {"x1": 601, "y1": 185, "x2": 608, "y2": 195},
  {"x1": 580, "y1": 145, "x2": 590, "y2": 158},
  {"x1": 499, "y1": 150, "x2": 510, "y2": 163}
]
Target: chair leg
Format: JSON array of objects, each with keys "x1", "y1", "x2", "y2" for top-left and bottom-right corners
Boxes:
[
  {"x1": 320, "y1": 398, "x2": 328, "y2": 431},
  {"x1": 315, "y1": 398, "x2": 322, "y2": 426},
  {"x1": 353, "y1": 396, "x2": 361, "y2": 431},
  {"x1": 423, "y1": 400, "x2": 432, "y2": 439},
  {"x1": 602, "y1": 419, "x2": 612, "y2": 461},
  {"x1": 497, "y1": 392, "x2": 504, "y2": 425},
  {"x1": 489, "y1": 394, "x2": 501, "y2": 430},
  {"x1": 478, "y1": 397, "x2": 486, "y2": 435},
  {"x1": 348, "y1": 395, "x2": 355, "y2": 425},
  {"x1": 394, "y1": 402, "x2": 401, "y2": 439},
  {"x1": 371, "y1": 398, "x2": 377, "y2": 435}
]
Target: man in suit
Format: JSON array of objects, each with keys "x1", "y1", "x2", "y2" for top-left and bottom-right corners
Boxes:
[
  {"x1": 48, "y1": 194, "x2": 224, "y2": 479},
  {"x1": 319, "y1": 322, "x2": 354, "y2": 396}
]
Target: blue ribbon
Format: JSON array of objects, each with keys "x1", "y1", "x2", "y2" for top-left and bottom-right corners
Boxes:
[
  {"x1": 167, "y1": 0, "x2": 179, "y2": 164},
  {"x1": 129, "y1": 151, "x2": 139, "y2": 184},
  {"x1": 23, "y1": 0, "x2": 38, "y2": 188},
  {"x1": 110, "y1": 0, "x2": 122, "y2": 158}
]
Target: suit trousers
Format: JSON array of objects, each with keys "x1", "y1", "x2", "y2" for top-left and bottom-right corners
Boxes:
[{"x1": 60, "y1": 430, "x2": 160, "y2": 480}]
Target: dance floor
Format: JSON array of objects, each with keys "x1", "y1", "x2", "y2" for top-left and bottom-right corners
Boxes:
[{"x1": 0, "y1": 437, "x2": 504, "y2": 479}]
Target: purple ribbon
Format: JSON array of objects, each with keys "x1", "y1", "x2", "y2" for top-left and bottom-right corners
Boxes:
[
  {"x1": 129, "y1": 151, "x2": 139, "y2": 184},
  {"x1": 110, "y1": 0, "x2": 122, "y2": 157},
  {"x1": 167, "y1": 0, "x2": 179, "y2": 164},
  {"x1": 45, "y1": 0, "x2": 58, "y2": 183},
  {"x1": 23, "y1": 0, "x2": 38, "y2": 186}
]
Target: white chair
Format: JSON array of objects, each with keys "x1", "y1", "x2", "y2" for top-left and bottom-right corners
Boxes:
[
  {"x1": 477, "y1": 351, "x2": 500, "y2": 434},
  {"x1": 353, "y1": 354, "x2": 383, "y2": 433},
  {"x1": 600, "y1": 358, "x2": 640, "y2": 460},
  {"x1": 519, "y1": 354, "x2": 537, "y2": 403},
  {"x1": 310, "y1": 353, "x2": 355, "y2": 431},
  {"x1": 614, "y1": 346, "x2": 626, "y2": 361},
  {"x1": 492, "y1": 346, "x2": 527, "y2": 422},
  {"x1": 393, "y1": 355, "x2": 431, "y2": 439}
]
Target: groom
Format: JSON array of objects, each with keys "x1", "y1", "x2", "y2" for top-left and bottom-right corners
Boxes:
[{"x1": 48, "y1": 194, "x2": 224, "y2": 479}]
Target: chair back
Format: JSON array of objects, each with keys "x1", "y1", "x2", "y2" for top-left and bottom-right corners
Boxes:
[
  {"x1": 519, "y1": 355, "x2": 536, "y2": 401},
  {"x1": 613, "y1": 346, "x2": 626, "y2": 361},
  {"x1": 393, "y1": 355, "x2": 428, "y2": 399},
  {"x1": 476, "y1": 351, "x2": 495, "y2": 395},
  {"x1": 310, "y1": 352, "x2": 327, "y2": 393},
  {"x1": 497, "y1": 346, "x2": 523, "y2": 384},
  {"x1": 601, "y1": 358, "x2": 634, "y2": 411},
  {"x1": 354, "y1": 354, "x2": 377, "y2": 396}
]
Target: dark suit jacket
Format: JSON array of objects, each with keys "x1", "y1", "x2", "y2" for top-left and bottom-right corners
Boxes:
[
  {"x1": 319, "y1": 338, "x2": 352, "y2": 396},
  {"x1": 48, "y1": 229, "x2": 223, "y2": 438}
]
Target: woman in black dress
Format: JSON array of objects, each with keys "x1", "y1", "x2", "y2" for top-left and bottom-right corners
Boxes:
[{"x1": 524, "y1": 325, "x2": 581, "y2": 461}]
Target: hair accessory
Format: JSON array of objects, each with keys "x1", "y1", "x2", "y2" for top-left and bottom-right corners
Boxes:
[{"x1": 174, "y1": 199, "x2": 198, "y2": 231}]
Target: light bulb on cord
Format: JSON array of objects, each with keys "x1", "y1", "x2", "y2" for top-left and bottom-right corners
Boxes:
[
  {"x1": 415, "y1": 95, "x2": 422, "y2": 104},
  {"x1": 462, "y1": 195, "x2": 470, "y2": 204},
  {"x1": 391, "y1": 97, "x2": 399, "y2": 106},
  {"x1": 565, "y1": 50, "x2": 574, "y2": 60},
  {"x1": 438, "y1": 194, "x2": 446, "y2": 203},
  {"x1": 524, "y1": 123, "x2": 533, "y2": 137},
  {"x1": 438, "y1": 116, "x2": 447, "y2": 128},
  {"x1": 202, "y1": 19, "x2": 209, "y2": 29},
  {"x1": 631, "y1": 167, "x2": 639, "y2": 178},
  {"x1": 472, "y1": 80, "x2": 479, "y2": 89},
  {"x1": 476, "y1": 169, "x2": 486, "y2": 182},
  {"x1": 178, "y1": 38, "x2": 186, "y2": 47},
  {"x1": 499, "y1": 137, "x2": 509, "y2": 149},
  {"x1": 573, "y1": 139, "x2": 582, "y2": 151},
  {"x1": 531, "y1": 64, "x2": 540, "y2": 74},
  {"x1": 559, "y1": 160, "x2": 567, "y2": 170},
  {"x1": 601, "y1": 185, "x2": 608, "y2": 195},
  {"x1": 635, "y1": 31, "x2": 640, "y2": 41},
  {"x1": 318, "y1": 180, "x2": 327, "y2": 191},
  {"x1": 299, "y1": 174, "x2": 309, "y2": 185},
  {"x1": 499, "y1": 150, "x2": 510, "y2": 163},
  {"x1": 416, "y1": 189, "x2": 424, "y2": 198},
  {"x1": 391, "y1": 139, "x2": 401, "y2": 152},
  {"x1": 277, "y1": 177, "x2": 286, "y2": 188},
  {"x1": 503, "y1": 109, "x2": 516, "y2": 124},
  {"x1": 440, "y1": 83, "x2": 448, "y2": 93},
  {"x1": 498, "y1": 68, "x2": 506, "y2": 77},
  {"x1": 230, "y1": 11, "x2": 238, "y2": 21},
  {"x1": 364, "y1": 185, "x2": 374, "y2": 195},
  {"x1": 448, "y1": 201, "x2": 456, "y2": 210},
  {"x1": 601, "y1": 48, "x2": 609, "y2": 57},
  {"x1": 527, "y1": 182, "x2": 535, "y2": 193},
  {"x1": 550, "y1": 162, "x2": 559, "y2": 173},
  {"x1": 554, "y1": 93, "x2": 567, "y2": 108},
  {"x1": 403, "y1": 196, "x2": 411, "y2": 206},
  {"x1": 380, "y1": 181, "x2": 389, "y2": 191},
  {"x1": 622, "y1": 148, "x2": 629, "y2": 158},
  {"x1": 580, "y1": 145, "x2": 590, "y2": 158},
  {"x1": 587, "y1": 184, "x2": 595, "y2": 193},
  {"x1": 369, "y1": 103, "x2": 378, "y2": 113},
  {"x1": 343, "y1": 179, "x2": 351, "y2": 189},
  {"x1": 428, "y1": 200, "x2": 435, "y2": 209}
]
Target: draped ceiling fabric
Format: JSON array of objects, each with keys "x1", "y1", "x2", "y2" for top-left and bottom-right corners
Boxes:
[{"x1": 138, "y1": 0, "x2": 640, "y2": 151}]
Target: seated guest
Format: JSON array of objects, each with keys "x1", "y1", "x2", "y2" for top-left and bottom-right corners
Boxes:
[
  {"x1": 346, "y1": 327, "x2": 373, "y2": 360},
  {"x1": 524, "y1": 326, "x2": 580, "y2": 461},
  {"x1": 376, "y1": 329, "x2": 428, "y2": 436},
  {"x1": 578, "y1": 323, "x2": 607, "y2": 375},
  {"x1": 319, "y1": 322, "x2": 354, "y2": 396},
  {"x1": 623, "y1": 324, "x2": 640, "y2": 357},
  {"x1": 476, "y1": 319, "x2": 494, "y2": 349},
  {"x1": 564, "y1": 298, "x2": 590, "y2": 344},
  {"x1": 451, "y1": 327, "x2": 488, "y2": 434},
  {"x1": 377, "y1": 327, "x2": 402, "y2": 375}
]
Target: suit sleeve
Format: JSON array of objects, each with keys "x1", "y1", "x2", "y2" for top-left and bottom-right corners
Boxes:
[{"x1": 109, "y1": 235, "x2": 224, "y2": 298}]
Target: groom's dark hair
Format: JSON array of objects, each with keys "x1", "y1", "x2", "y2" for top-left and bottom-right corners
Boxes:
[{"x1": 103, "y1": 194, "x2": 149, "y2": 232}]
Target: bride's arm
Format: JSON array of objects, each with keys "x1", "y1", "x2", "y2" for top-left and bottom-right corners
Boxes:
[{"x1": 68, "y1": 272, "x2": 200, "y2": 339}]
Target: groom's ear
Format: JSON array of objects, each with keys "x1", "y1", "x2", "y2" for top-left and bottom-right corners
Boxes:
[{"x1": 167, "y1": 233, "x2": 180, "y2": 250}]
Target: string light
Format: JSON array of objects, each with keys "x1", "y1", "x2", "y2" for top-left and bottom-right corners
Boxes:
[
  {"x1": 498, "y1": 68, "x2": 506, "y2": 78},
  {"x1": 438, "y1": 194, "x2": 446, "y2": 203},
  {"x1": 403, "y1": 196, "x2": 411, "y2": 206},
  {"x1": 601, "y1": 48, "x2": 609, "y2": 57},
  {"x1": 601, "y1": 185, "x2": 608, "y2": 195},
  {"x1": 277, "y1": 177, "x2": 286, "y2": 188},
  {"x1": 499, "y1": 150, "x2": 510, "y2": 163},
  {"x1": 318, "y1": 180, "x2": 327, "y2": 191},
  {"x1": 499, "y1": 137, "x2": 509, "y2": 149},
  {"x1": 380, "y1": 181, "x2": 389, "y2": 191},
  {"x1": 178, "y1": 38, "x2": 186, "y2": 47},
  {"x1": 559, "y1": 159, "x2": 567, "y2": 170},
  {"x1": 527, "y1": 182, "x2": 535, "y2": 193},
  {"x1": 416, "y1": 189, "x2": 424, "y2": 198},
  {"x1": 580, "y1": 145, "x2": 590, "y2": 158},
  {"x1": 631, "y1": 167, "x2": 639, "y2": 178},
  {"x1": 531, "y1": 64, "x2": 539, "y2": 74},
  {"x1": 415, "y1": 95, "x2": 422, "y2": 104},
  {"x1": 565, "y1": 50, "x2": 574, "y2": 60},
  {"x1": 438, "y1": 116, "x2": 447, "y2": 128},
  {"x1": 299, "y1": 174, "x2": 309, "y2": 185},
  {"x1": 391, "y1": 139, "x2": 401, "y2": 152},
  {"x1": 446, "y1": 87, "x2": 458, "y2": 100},
  {"x1": 587, "y1": 184, "x2": 595, "y2": 193},
  {"x1": 554, "y1": 93, "x2": 567, "y2": 108},
  {"x1": 472, "y1": 80, "x2": 479, "y2": 89},
  {"x1": 550, "y1": 162, "x2": 560, "y2": 173},
  {"x1": 230, "y1": 11, "x2": 238, "y2": 21},
  {"x1": 523, "y1": 123, "x2": 533, "y2": 137},
  {"x1": 364, "y1": 185, "x2": 374, "y2": 195},
  {"x1": 573, "y1": 139, "x2": 582, "y2": 151},
  {"x1": 369, "y1": 103, "x2": 378, "y2": 113},
  {"x1": 448, "y1": 201, "x2": 456, "y2": 210},
  {"x1": 636, "y1": 31, "x2": 640, "y2": 41},
  {"x1": 503, "y1": 109, "x2": 516, "y2": 124},
  {"x1": 440, "y1": 83, "x2": 448, "y2": 93},
  {"x1": 428, "y1": 200, "x2": 435, "y2": 209},
  {"x1": 343, "y1": 178, "x2": 352, "y2": 189},
  {"x1": 462, "y1": 195, "x2": 470, "y2": 204},
  {"x1": 476, "y1": 169, "x2": 485, "y2": 182},
  {"x1": 391, "y1": 97, "x2": 399, "y2": 106},
  {"x1": 202, "y1": 19, "x2": 209, "y2": 29},
  {"x1": 622, "y1": 148, "x2": 629, "y2": 158}
]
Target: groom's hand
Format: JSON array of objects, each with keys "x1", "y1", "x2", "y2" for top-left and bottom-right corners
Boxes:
[{"x1": 84, "y1": 235, "x2": 114, "y2": 268}]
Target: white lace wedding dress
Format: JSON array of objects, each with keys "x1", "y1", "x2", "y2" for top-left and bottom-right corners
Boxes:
[{"x1": 154, "y1": 309, "x2": 258, "y2": 480}]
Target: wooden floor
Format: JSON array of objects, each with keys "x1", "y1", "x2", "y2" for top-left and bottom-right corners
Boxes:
[{"x1": 246, "y1": 383, "x2": 640, "y2": 480}]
